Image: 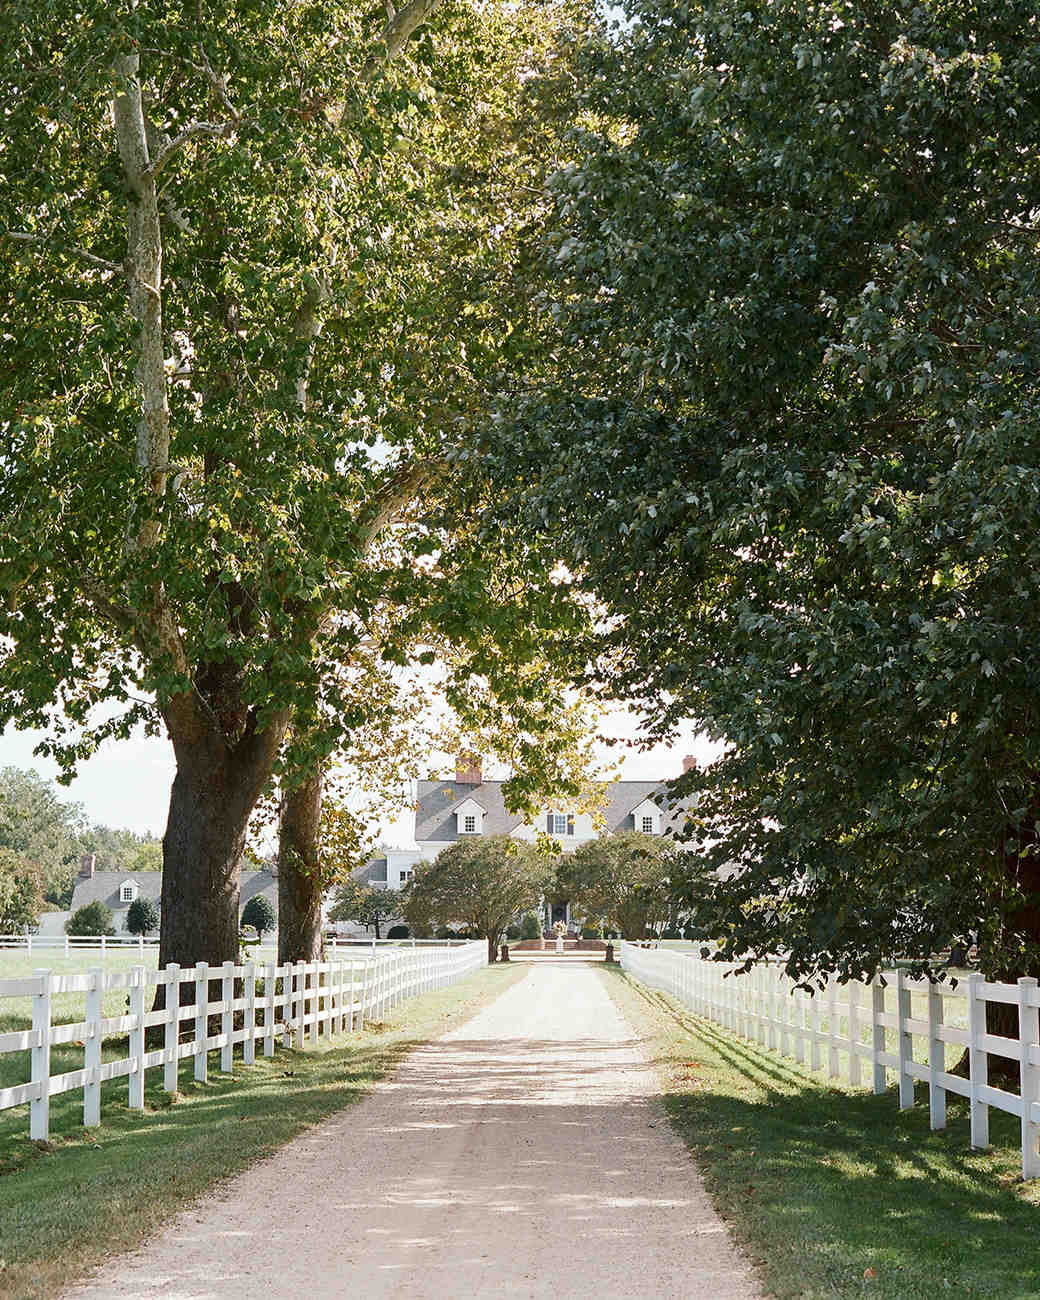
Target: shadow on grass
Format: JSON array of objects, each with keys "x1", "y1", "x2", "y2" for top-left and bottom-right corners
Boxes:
[{"x1": 607, "y1": 968, "x2": 1040, "y2": 1300}]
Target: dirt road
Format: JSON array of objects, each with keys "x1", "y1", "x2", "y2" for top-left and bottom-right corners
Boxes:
[{"x1": 65, "y1": 962, "x2": 760, "y2": 1299}]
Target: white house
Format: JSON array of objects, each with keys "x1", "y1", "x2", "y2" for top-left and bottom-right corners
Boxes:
[{"x1": 353, "y1": 756, "x2": 696, "y2": 930}]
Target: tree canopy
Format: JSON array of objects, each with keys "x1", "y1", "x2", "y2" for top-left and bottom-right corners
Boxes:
[
  {"x1": 0, "y1": 0, "x2": 588, "y2": 970},
  {"x1": 403, "y1": 835, "x2": 552, "y2": 961},
  {"x1": 556, "y1": 832, "x2": 675, "y2": 939},
  {"x1": 0, "y1": 848, "x2": 46, "y2": 932},
  {"x1": 479, "y1": 0, "x2": 1040, "y2": 981}
]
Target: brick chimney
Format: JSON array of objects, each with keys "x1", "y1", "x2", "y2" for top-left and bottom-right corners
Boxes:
[
  {"x1": 80, "y1": 852, "x2": 96, "y2": 879},
  {"x1": 682, "y1": 754, "x2": 697, "y2": 774},
  {"x1": 455, "y1": 756, "x2": 482, "y2": 785}
]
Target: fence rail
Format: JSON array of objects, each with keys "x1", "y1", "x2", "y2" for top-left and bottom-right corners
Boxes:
[
  {"x1": 0, "y1": 934, "x2": 472, "y2": 954},
  {"x1": 0, "y1": 941, "x2": 487, "y2": 1141},
  {"x1": 619, "y1": 941, "x2": 1040, "y2": 1181}
]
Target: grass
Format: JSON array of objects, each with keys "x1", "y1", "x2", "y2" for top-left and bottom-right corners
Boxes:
[
  {"x1": 602, "y1": 964, "x2": 1040, "y2": 1300},
  {"x1": 0, "y1": 961, "x2": 525, "y2": 1300}
]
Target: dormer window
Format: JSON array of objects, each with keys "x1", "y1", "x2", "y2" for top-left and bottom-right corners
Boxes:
[
  {"x1": 547, "y1": 813, "x2": 574, "y2": 836},
  {"x1": 632, "y1": 798, "x2": 662, "y2": 835},
  {"x1": 120, "y1": 881, "x2": 139, "y2": 903},
  {"x1": 454, "y1": 798, "x2": 485, "y2": 835}
]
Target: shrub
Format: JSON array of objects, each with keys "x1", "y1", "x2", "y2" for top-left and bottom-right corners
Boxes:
[
  {"x1": 505, "y1": 923, "x2": 522, "y2": 940},
  {"x1": 65, "y1": 901, "x2": 115, "y2": 936},
  {"x1": 435, "y1": 926, "x2": 453, "y2": 939},
  {"x1": 125, "y1": 897, "x2": 159, "y2": 935},
  {"x1": 581, "y1": 918, "x2": 603, "y2": 939},
  {"x1": 520, "y1": 912, "x2": 541, "y2": 940},
  {"x1": 387, "y1": 924, "x2": 409, "y2": 939},
  {"x1": 661, "y1": 927, "x2": 682, "y2": 940}
]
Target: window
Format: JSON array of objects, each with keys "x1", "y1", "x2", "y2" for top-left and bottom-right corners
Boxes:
[
  {"x1": 641, "y1": 816, "x2": 654, "y2": 833},
  {"x1": 120, "y1": 883, "x2": 136, "y2": 902},
  {"x1": 549, "y1": 813, "x2": 574, "y2": 836},
  {"x1": 464, "y1": 815, "x2": 477, "y2": 833},
  {"x1": 400, "y1": 870, "x2": 413, "y2": 884}
]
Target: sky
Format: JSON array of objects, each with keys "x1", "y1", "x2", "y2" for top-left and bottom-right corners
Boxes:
[{"x1": 0, "y1": 707, "x2": 720, "y2": 847}]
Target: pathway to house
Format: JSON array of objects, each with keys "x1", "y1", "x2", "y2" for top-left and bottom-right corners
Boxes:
[{"x1": 65, "y1": 964, "x2": 761, "y2": 1300}]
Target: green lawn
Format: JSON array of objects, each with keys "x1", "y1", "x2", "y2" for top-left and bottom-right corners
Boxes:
[
  {"x1": 603, "y1": 964, "x2": 1040, "y2": 1300},
  {"x1": 0, "y1": 961, "x2": 525, "y2": 1300}
]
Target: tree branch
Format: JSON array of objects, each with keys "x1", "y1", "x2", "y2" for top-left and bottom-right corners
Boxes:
[
  {"x1": 362, "y1": 0, "x2": 445, "y2": 81},
  {"x1": 4, "y1": 231, "x2": 124, "y2": 277},
  {"x1": 148, "y1": 119, "x2": 240, "y2": 177}
]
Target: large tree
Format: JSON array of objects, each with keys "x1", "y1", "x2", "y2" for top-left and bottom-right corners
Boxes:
[
  {"x1": 403, "y1": 835, "x2": 552, "y2": 962},
  {"x1": 480, "y1": 0, "x2": 1040, "y2": 982},
  {"x1": 0, "y1": 0, "x2": 580, "y2": 971},
  {"x1": 0, "y1": 768, "x2": 84, "y2": 905}
]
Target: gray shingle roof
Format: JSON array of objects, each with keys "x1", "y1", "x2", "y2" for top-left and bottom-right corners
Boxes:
[
  {"x1": 70, "y1": 869, "x2": 278, "y2": 916},
  {"x1": 353, "y1": 857, "x2": 388, "y2": 885},
  {"x1": 414, "y1": 779, "x2": 694, "y2": 844}
]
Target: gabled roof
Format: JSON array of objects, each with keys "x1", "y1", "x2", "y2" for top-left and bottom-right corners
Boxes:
[
  {"x1": 414, "y1": 778, "x2": 694, "y2": 845},
  {"x1": 70, "y1": 869, "x2": 278, "y2": 914}
]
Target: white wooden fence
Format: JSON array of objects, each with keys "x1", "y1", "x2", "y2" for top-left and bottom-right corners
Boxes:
[
  {"x1": 620, "y1": 942, "x2": 1040, "y2": 1180},
  {"x1": 0, "y1": 941, "x2": 486, "y2": 1141}
]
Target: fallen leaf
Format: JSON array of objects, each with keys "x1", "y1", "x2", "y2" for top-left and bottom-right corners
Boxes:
[{"x1": 864, "y1": 1267, "x2": 877, "y2": 1281}]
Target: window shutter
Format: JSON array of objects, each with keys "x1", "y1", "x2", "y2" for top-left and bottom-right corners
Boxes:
[
  {"x1": 567, "y1": 814, "x2": 575, "y2": 835},
  {"x1": 547, "y1": 814, "x2": 553, "y2": 833}
]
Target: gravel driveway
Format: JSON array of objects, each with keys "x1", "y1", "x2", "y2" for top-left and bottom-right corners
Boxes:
[{"x1": 65, "y1": 962, "x2": 761, "y2": 1299}]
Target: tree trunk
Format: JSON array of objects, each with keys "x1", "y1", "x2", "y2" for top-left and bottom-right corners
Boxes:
[
  {"x1": 277, "y1": 767, "x2": 325, "y2": 964},
  {"x1": 487, "y1": 933, "x2": 498, "y2": 964},
  {"x1": 158, "y1": 688, "x2": 288, "y2": 988}
]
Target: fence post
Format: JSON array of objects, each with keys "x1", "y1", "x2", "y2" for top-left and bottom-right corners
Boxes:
[
  {"x1": 896, "y1": 968, "x2": 914, "y2": 1109},
  {"x1": 927, "y1": 980, "x2": 946, "y2": 1130},
  {"x1": 220, "y1": 962, "x2": 234, "y2": 1073},
  {"x1": 827, "y1": 978, "x2": 840, "y2": 1079},
  {"x1": 810, "y1": 988, "x2": 822, "y2": 1073},
  {"x1": 194, "y1": 962, "x2": 209, "y2": 1082},
  {"x1": 848, "y1": 981, "x2": 861, "y2": 1086},
  {"x1": 968, "y1": 971, "x2": 989, "y2": 1148},
  {"x1": 84, "y1": 966, "x2": 103, "y2": 1126},
  {"x1": 64, "y1": 935, "x2": 69, "y2": 956},
  {"x1": 244, "y1": 962, "x2": 256, "y2": 1065},
  {"x1": 283, "y1": 963, "x2": 295, "y2": 1049},
  {"x1": 101, "y1": 934, "x2": 106, "y2": 956},
  {"x1": 1018, "y1": 977, "x2": 1040, "y2": 1179},
  {"x1": 871, "y1": 977, "x2": 886, "y2": 1094},
  {"x1": 30, "y1": 969, "x2": 52, "y2": 1141},
  {"x1": 164, "y1": 964, "x2": 180, "y2": 1093},
  {"x1": 128, "y1": 965, "x2": 146, "y2": 1110},
  {"x1": 264, "y1": 961, "x2": 277, "y2": 1057}
]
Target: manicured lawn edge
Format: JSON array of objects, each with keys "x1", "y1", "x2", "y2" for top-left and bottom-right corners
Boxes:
[
  {"x1": 0, "y1": 962, "x2": 527, "y2": 1300},
  {"x1": 601, "y1": 964, "x2": 1040, "y2": 1300}
]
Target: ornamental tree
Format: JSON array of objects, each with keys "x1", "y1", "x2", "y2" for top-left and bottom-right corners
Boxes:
[
  {"x1": 125, "y1": 896, "x2": 160, "y2": 935},
  {"x1": 329, "y1": 883, "x2": 404, "y2": 941},
  {"x1": 403, "y1": 835, "x2": 552, "y2": 962},
  {"x1": 482, "y1": 0, "x2": 1040, "y2": 984},
  {"x1": 0, "y1": 0, "x2": 581, "y2": 973},
  {"x1": 556, "y1": 833, "x2": 675, "y2": 939},
  {"x1": 240, "y1": 892, "x2": 276, "y2": 940}
]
